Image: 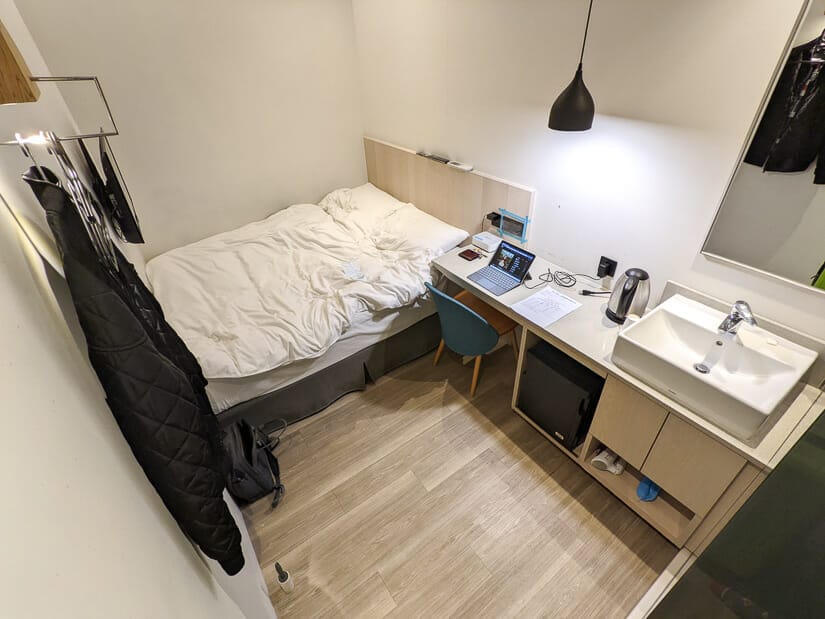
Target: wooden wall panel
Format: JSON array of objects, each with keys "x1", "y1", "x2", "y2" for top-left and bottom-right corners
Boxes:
[{"x1": 364, "y1": 137, "x2": 535, "y2": 237}]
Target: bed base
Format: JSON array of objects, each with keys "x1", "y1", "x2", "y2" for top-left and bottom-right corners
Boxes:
[{"x1": 216, "y1": 314, "x2": 441, "y2": 431}]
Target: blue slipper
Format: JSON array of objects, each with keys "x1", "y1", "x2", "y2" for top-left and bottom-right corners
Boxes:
[{"x1": 637, "y1": 477, "x2": 660, "y2": 502}]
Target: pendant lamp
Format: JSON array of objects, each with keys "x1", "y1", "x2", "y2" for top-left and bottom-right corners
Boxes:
[{"x1": 548, "y1": 0, "x2": 595, "y2": 131}]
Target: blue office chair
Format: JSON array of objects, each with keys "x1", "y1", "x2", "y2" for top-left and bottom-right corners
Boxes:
[{"x1": 426, "y1": 282, "x2": 518, "y2": 396}]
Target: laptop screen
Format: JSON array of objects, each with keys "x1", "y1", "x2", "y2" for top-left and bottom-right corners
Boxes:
[{"x1": 490, "y1": 241, "x2": 535, "y2": 282}]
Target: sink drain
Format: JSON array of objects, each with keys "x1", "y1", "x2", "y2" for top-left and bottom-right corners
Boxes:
[{"x1": 694, "y1": 363, "x2": 710, "y2": 374}]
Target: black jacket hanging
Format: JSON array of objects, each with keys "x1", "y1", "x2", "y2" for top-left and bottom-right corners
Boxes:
[
  {"x1": 745, "y1": 35, "x2": 825, "y2": 184},
  {"x1": 23, "y1": 167, "x2": 244, "y2": 575},
  {"x1": 77, "y1": 138, "x2": 144, "y2": 243}
]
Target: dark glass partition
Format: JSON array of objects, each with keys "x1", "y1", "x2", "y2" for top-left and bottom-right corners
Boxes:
[{"x1": 650, "y1": 409, "x2": 825, "y2": 617}]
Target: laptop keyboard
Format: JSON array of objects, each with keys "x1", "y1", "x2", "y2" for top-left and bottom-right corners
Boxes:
[
  {"x1": 478, "y1": 266, "x2": 517, "y2": 288},
  {"x1": 469, "y1": 266, "x2": 519, "y2": 295}
]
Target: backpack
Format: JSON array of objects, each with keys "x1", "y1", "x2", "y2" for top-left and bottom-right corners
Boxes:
[{"x1": 223, "y1": 419, "x2": 285, "y2": 509}]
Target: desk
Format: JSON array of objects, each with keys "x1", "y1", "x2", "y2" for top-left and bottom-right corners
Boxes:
[
  {"x1": 433, "y1": 246, "x2": 824, "y2": 548},
  {"x1": 433, "y1": 247, "x2": 618, "y2": 381}
]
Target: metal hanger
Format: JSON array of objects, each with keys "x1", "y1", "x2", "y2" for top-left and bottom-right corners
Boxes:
[
  {"x1": 5, "y1": 75, "x2": 123, "y2": 272},
  {"x1": 790, "y1": 29, "x2": 825, "y2": 64},
  {"x1": 43, "y1": 131, "x2": 119, "y2": 273},
  {"x1": 1, "y1": 76, "x2": 118, "y2": 145},
  {"x1": 15, "y1": 132, "x2": 47, "y2": 180}
]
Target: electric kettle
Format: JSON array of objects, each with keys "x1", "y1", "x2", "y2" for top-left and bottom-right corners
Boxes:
[{"x1": 606, "y1": 268, "x2": 650, "y2": 324}]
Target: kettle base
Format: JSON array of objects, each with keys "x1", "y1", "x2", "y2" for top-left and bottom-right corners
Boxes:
[{"x1": 605, "y1": 307, "x2": 627, "y2": 325}]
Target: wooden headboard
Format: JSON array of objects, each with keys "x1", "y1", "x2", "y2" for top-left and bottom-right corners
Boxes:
[{"x1": 364, "y1": 137, "x2": 535, "y2": 238}]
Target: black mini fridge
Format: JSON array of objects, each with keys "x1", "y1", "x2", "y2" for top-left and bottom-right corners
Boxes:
[{"x1": 517, "y1": 340, "x2": 604, "y2": 452}]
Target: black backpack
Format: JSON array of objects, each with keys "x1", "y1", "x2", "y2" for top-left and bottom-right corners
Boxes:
[{"x1": 223, "y1": 419, "x2": 285, "y2": 509}]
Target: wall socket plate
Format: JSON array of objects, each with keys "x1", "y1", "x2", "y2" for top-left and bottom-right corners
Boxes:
[{"x1": 597, "y1": 256, "x2": 618, "y2": 278}]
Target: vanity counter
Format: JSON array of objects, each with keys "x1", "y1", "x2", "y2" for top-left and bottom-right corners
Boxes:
[{"x1": 433, "y1": 247, "x2": 825, "y2": 470}]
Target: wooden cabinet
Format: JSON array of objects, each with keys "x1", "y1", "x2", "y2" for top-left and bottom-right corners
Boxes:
[
  {"x1": 589, "y1": 375, "x2": 667, "y2": 469},
  {"x1": 585, "y1": 374, "x2": 750, "y2": 546},
  {"x1": 512, "y1": 327, "x2": 764, "y2": 548},
  {"x1": 642, "y1": 414, "x2": 746, "y2": 516}
]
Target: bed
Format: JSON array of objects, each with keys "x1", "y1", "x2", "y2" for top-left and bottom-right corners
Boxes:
[
  {"x1": 146, "y1": 182, "x2": 464, "y2": 426},
  {"x1": 145, "y1": 138, "x2": 536, "y2": 428}
]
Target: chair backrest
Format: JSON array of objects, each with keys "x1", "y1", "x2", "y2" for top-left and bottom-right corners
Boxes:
[{"x1": 426, "y1": 283, "x2": 499, "y2": 357}]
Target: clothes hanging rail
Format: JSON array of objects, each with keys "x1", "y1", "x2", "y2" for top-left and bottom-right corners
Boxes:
[
  {"x1": 0, "y1": 76, "x2": 118, "y2": 145},
  {"x1": 1, "y1": 75, "x2": 123, "y2": 273}
]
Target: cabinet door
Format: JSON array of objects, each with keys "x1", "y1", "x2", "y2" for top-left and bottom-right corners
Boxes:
[
  {"x1": 589, "y1": 376, "x2": 668, "y2": 470},
  {"x1": 642, "y1": 415, "x2": 746, "y2": 516}
]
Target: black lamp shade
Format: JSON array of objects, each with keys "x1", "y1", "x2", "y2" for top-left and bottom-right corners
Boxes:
[{"x1": 548, "y1": 64, "x2": 594, "y2": 131}]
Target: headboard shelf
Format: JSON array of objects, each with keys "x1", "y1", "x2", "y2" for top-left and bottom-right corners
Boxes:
[{"x1": 363, "y1": 137, "x2": 535, "y2": 238}]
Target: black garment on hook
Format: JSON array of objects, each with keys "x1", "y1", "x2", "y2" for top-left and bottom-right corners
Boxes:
[
  {"x1": 745, "y1": 35, "x2": 825, "y2": 184},
  {"x1": 77, "y1": 138, "x2": 144, "y2": 244},
  {"x1": 22, "y1": 166, "x2": 244, "y2": 575}
]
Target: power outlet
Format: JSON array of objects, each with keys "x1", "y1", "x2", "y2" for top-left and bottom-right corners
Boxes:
[{"x1": 597, "y1": 256, "x2": 618, "y2": 278}]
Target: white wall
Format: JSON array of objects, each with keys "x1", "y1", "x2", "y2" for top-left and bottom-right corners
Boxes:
[
  {"x1": 1, "y1": 219, "x2": 250, "y2": 619},
  {"x1": 14, "y1": 0, "x2": 366, "y2": 258},
  {"x1": 0, "y1": 3, "x2": 269, "y2": 616},
  {"x1": 206, "y1": 493, "x2": 279, "y2": 619},
  {"x1": 351, "y1": 0, "x2": 825, "y2": 340}
]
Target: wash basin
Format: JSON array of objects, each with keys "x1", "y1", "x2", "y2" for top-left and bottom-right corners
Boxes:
[{"x1": 612, "y1": 294, "x2": 817, "y2": 445}]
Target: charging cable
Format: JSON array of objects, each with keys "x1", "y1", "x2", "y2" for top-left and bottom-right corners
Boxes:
[
  {"x1": 524, "y1": 269, "x2": 603, "y2": 291},
  {"x1": 580, "y1": 289, "x2": 611, "y2": 296}
]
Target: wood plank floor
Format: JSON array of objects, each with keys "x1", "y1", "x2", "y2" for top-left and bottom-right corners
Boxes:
[{"x1": 243, "y1": 347, "x2": 677, "y2": 618}]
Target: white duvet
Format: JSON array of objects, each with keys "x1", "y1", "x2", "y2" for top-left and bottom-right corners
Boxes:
[{"x1": 146, "y1": 184, "x2": 467, "y2": 379}]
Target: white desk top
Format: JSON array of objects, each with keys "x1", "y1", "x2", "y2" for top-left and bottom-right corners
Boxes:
[
  {"x1": 433, "y1": 247, "x2": 824, "y2": 470},
  {"x1": 434, "y1": 247, "x2": 620, "y2": 370}
]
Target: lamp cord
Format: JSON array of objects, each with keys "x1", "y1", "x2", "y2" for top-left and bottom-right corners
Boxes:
[{"x1": 579, "y1": 0, "x2": 595, "y2": 66}]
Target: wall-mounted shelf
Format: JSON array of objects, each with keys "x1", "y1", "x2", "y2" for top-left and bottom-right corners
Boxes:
[{"x1": 0, "y1": 19, "x2": 39, "y2": 104}]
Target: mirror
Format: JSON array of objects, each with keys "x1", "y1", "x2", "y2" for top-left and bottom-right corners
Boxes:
[{"x1": 704, "y1": 1, "x2": 825, "y2": 293}]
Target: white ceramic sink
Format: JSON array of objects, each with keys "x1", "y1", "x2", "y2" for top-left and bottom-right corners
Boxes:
[{"x1": 612, "y1": 294, "x2": 817, "y2": 445}]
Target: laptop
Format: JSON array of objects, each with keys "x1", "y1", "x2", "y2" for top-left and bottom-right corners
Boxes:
[{"x1": 468, "y1": 240, "x2": 535, "y2": 296}]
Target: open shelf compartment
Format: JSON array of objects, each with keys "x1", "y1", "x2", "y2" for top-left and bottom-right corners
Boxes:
[{"x1": 582, "y1": 435, "x2": 699, "y2": 546}]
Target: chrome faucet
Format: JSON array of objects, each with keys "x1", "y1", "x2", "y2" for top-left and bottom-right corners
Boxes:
[{"x1": 718, "y1": 300, "x2": 758, "y2": 334}]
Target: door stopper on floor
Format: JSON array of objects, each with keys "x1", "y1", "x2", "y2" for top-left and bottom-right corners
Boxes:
[{"x1": 275, "y1": 562, "x2": 294, "y2": 593}]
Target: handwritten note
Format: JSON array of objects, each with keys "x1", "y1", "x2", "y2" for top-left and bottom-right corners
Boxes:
[{"x1": 511, "y1": 287, "x2": 581, "y2": 327}]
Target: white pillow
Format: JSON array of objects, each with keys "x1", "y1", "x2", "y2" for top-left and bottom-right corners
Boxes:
[
  {"x1": 319, "y1": 183, "x2": 406, "y2": 234},
  {"x1": 350, "y1": 183, "x2": 406, "y2": 216},
  {"x1": 377, "y1": 203, "x2": 468, "y2": 257}
]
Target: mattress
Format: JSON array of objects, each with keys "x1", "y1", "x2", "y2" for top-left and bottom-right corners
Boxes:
[
  {"x1": 147, "y1": 183, "x2": 467, "y2": 379},
  {"x1": 207, "y1": 297, "x2": 435, "y2": 413}
]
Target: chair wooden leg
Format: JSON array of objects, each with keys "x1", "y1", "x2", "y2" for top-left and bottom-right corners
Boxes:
[
  {"x1": 470, "y1": 356, "x2": 482, "y2": 397},
  {"x1": 510, "y1": 330, "x2": 519, "y2": 363},
  {"x1": 433, "y1": 339, "x2": 445, "y2": 366}
]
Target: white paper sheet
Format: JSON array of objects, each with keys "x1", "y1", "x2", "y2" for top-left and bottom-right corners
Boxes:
[{"x1": 511, "y1": 287, "x2": 582, "y2": 327}]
